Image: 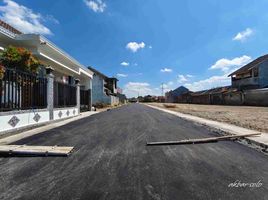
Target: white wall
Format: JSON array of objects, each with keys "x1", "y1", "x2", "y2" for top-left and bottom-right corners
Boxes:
[
  {"x1": 53, "y1": 107, "x2": 78, "y2": 120},
  {"x1": 0, "y1": 110, "x2": 50, "y2": 134},
  {"x1": 0, "y1": 107, "x2": 79, "y2": 134},
  {"x1": 111, "y1": 96, "x2": 119, "y2": 106}
]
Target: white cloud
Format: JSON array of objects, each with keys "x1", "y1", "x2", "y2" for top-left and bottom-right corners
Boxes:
[
  {"x1": 124, "y1": 81, "x2": 174, "y2": 97},
  {"x1": 160, "y1": 68, "x2": 172, "y2": 73},
  {"x1": 148, "y1": 45, "x2": 153, "y2": 49},
  {"x1": 84, "y1": 0, "x2": 106, "y2": 13},
  {"x1": 124, "y1": 82, "x2": 152, "y2": 97},
  {"x1": 46, "y1": 14, "x2": 59, "y2": 24},
  {"x1": 0, "y1": 0, "x2": 54, "y2": 35},
  {"x1": 120, "y1": 62, "x2": 129, "y2": 66},
  {"x1": 177, "y1": 74, "x2": 188, "y2": 83},
  {"x1": 177, "y1": 74, "x2": 194, "y2": 83},
  {"x1": 167, "y1": 81, "x2": 173, "y2": 85},
  {"x1": 159, "y1": 81, "x2": 175, "y2": 94},
  {"x1": 184, "y1": 75, "x2": 231, "y2": 92},
  {"x1": 116, "y1": 73, "x2": 128, "y2": 77},
  {"x1": 186, "y1": 74, "x2": 194, "y2": 78},
  {"x1": 126, "y1": 42, "x2": 145, "y2": 52},
  {"x1": 233, "y1": 28, "x2": 253, "y2": 42},
  {"x1": 161, "y1": 83, "x2": 172, "y2": 93},
  {"x1": 162, "y1": 84, "x2": 168, "y2": 88},
  {"x1": 210, "y1": 55, "x2": 251, "y2": 73},
  {"x1": 184, "y1": 55, "x2": 252, "y2": 91}
]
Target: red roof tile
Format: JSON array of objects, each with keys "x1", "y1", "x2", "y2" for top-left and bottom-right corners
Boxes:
[{"x1": 0, "y1": 19, "x2": 22, "y2": 35}]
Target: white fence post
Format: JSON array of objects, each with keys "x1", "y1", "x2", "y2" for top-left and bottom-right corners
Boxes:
[
  {"x1": 46, "y1": 67, "x2": 54, "y2": 120},
  {"x1": 75, "y1": 79, "x2": 80, "y2": 114}
]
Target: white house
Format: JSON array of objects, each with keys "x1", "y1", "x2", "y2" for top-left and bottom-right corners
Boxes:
[{"x1": 0, "y1": 20, "x2": 94, "y2": 134}]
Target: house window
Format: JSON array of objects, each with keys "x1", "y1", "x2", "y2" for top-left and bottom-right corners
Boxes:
[{"x1": 253, "y1": 67, "x2": 259, "y2": 77}]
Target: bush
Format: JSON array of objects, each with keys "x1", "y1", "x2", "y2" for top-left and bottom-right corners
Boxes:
[
  {"x1": 0, "y1": 63, "x2": 5, "y2": 79},
  {"x1": 94, "y1": 102, "x2": 108, "y2": 108}
]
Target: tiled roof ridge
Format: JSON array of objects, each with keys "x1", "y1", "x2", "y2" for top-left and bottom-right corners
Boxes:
[{"x1": 0, "y1": 19, "x2": 22, "y2": 35}]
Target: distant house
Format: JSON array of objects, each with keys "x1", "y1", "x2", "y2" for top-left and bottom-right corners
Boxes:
[
  {"x1": 190, "y1": 86, "x2": 231, "y2": 105},
  {"x1": 117, "y1": 93, "x2": 127, "y2": 104},
  {"x1": 229, "y1": 55, "x2": 268, "y2": 89},
  {"x1": 117, "y1": 87, "x2": 127, "y2": 104},
  {"x1": 143, "y1": 95, "x2": 154, "y2": 102},
  {"x1": 137, "y1": 96, "x2": 144, "y2": 102},
  {"x1": 128, "y1": 97, "x2": 138, "y2": 103},
  {"x1": 88, "y1": 66, "x2": 119, "y2": 106},
  {"x1": 157, "y1": 96, "x2": 165, "y2": 103},
  {"x1": 177, "y1": 91, "x2": 193, "y2": 103},
  {"x1": 165, "y1": 86, "x2": 189, "y2": 103}
]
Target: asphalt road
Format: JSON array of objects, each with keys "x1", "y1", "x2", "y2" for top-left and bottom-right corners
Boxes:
[{"x1": 0, "y1": 103, "x2": 267, "y2": 200}]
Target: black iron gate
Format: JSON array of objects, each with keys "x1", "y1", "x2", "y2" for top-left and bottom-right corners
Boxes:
[
  {"x1": 54, "y1": 81, "x2": 76, "y2": 108},
  {"x1": 80, "y1": 89, "x2": 91, "y2": 112},
  {"x1": 0, "y1": 68, "x2": 47, "y2": 111}
]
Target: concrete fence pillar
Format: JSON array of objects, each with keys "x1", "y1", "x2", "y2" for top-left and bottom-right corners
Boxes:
[
  {"x1": 46, "y1": 67, "x2": 54, "y2": 120},
  {"x1": 75, "y1": 79, "x2": 80, "y2": 114},
  {"x1": 89, "y1": 79, "x2": 92, "y2": 111}
]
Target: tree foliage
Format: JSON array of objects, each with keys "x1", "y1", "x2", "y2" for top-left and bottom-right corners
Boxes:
[{"x1": 0, "y1": 46, "x2": 41, "y2": 74}]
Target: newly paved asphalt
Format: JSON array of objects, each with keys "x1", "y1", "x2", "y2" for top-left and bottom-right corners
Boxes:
[{"x1": 0, "y1": 103, "x2": 267, "y2": 200}]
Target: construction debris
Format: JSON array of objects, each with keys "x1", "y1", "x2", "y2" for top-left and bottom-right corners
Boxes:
[
  {"x1": 163, "y1": 104, "x2": 176, "y2": 108},
  {"x1": 0, "y1": 145, "x2": 74, "y2": 156},
  {"x1": 146, "y1": 133, "x2": 261, "y2": 146}
]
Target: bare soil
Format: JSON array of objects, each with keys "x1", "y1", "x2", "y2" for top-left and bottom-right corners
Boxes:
[{"x1": 148, "y1": 103, "x2": 268, "y2": 133}]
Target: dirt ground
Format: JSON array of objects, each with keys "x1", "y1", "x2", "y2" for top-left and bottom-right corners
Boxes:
[{"x1": 148, "y1": 103, "x2": 268, "y2": 133}]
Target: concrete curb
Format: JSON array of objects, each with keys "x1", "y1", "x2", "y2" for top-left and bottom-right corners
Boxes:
[
  {"x1": 0, "y1": 111, "x2": 100, "y2": 145},
  {"x1": 145, "y1": 104, "x2": 268, "y2": 151}
]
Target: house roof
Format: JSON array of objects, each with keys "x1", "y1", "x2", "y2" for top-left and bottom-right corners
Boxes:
[
  {"x1": 0, "y1": 19, "x2": 93, "y2": 78},
  {"x1": 166, "y1": 86, "x2": 189, "y2": 96},
  {"x1": 88, "y1": 66, "x2": 118, "y2": 81},
  {"x1": 228, "y1": 54, "x2": 268, "y2": 76},
  {"x1": 88, "y1": 66, "x2": 108, "y2": 79},
  {"x1": 23, "y1": 34, "x2": 93, "y2": 78},
  {"x1": 0, "y1": 20, "x2": 22, "y2": 35},
  {"x1": 108, "y1": 77, "x2": 119, "y2": 81},
  {"x1": 191, "y1": 86, "x2": 236, "y2": 96}
]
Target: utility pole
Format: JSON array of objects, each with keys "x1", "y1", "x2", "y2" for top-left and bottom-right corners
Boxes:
[
  {"x1": 137, "y1": 87, "x2": 140, "y2": 103},
  {"x1": 161, "y1": 83, "x2": 164, "y2": 97}
]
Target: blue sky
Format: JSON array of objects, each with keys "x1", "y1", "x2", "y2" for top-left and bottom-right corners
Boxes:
[{"x1": 1, "y1": 0, "x2": 268, "y2": 97}]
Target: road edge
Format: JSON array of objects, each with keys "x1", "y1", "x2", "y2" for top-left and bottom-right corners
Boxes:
[
  {"x1": 0, "y1": 111, "x2": 100, "y2": 145},
  {"x1": 144, "y1": 104, "x2": 268, "y2": 152},
  {"x1": 0, "y1": 104, "x2": 128, "y2": 145}
]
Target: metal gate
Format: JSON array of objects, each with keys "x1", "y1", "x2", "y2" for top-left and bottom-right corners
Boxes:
[{"x1": 80, "y1": 89, "x2": 91, "y2": 112}]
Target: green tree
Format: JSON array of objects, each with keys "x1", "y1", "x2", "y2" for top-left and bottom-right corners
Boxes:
[{"x1": 0, "y1": 46, "x2": 41, "y2": 74}]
